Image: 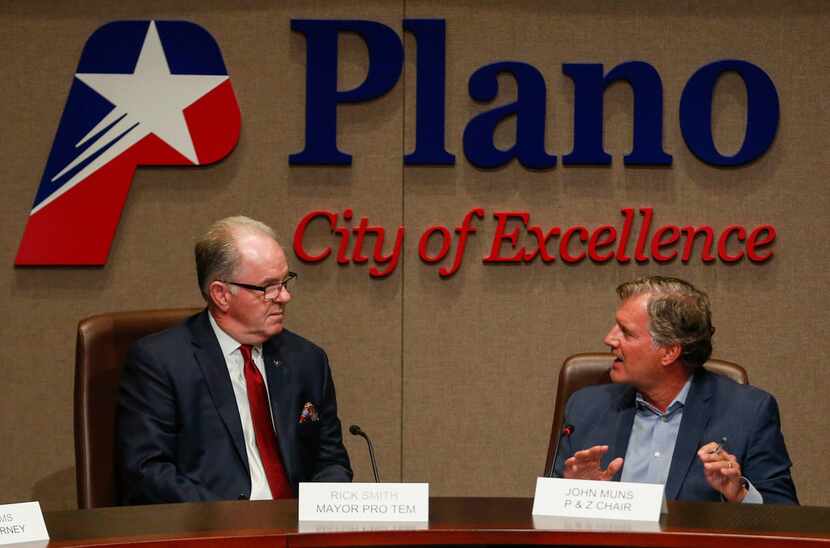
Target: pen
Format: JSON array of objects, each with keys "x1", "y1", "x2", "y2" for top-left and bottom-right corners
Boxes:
[{"x1": 710, "y1": 436, "x2": 729, "y2": 455}]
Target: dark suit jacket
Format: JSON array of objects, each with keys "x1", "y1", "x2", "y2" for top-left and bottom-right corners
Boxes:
[
  {"x1": 117, "y1": 309, "x2": 352, "y2": 504},
  {"x1": 553, "y1": 369, "x2": 798, "y2": 504}
]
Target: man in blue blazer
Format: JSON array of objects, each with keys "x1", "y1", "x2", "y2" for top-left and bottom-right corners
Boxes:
[
  {"x1": 118, "y1": 216, "x2": 352, "y2": 504},
  {"x1": 554, "y1": 276, "x2": 797, "y2": 504}
]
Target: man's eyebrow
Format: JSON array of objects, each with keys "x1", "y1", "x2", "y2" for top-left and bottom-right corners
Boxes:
[{"x1": 261, "y1": 274, "x2": 290, "y2": 285}]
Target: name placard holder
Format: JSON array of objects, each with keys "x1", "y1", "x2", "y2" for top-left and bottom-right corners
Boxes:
[
  {"x1": 0, "y1": 501, "x2": 49, "y2": 546},
  {"x1": 299, "y1": 483, "x2": 429, "y2": 523},
  {"x1": 532, "y1": 478, "x2": 666, "y2": 522}
]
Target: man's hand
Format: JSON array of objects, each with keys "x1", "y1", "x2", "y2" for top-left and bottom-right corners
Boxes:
[
  {"x1": 697, "y1": 441, "x2": 748, "y2": 502},
  {"x1": 563, "y1": 445, "x2": 624, "y2": 481}
]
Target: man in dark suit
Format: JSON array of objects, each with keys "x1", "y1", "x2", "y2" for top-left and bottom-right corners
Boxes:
[
  {"x1": 554, "y1": 276, "x2": 797, "y2": 504},
  {"x1": 118, "y1": 216, "x2": 352, "y2": 504}
]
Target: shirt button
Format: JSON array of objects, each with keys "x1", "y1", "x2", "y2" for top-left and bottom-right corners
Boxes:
[{"x1": 654, "y1": 451, "x2": 661, "y2": 457}]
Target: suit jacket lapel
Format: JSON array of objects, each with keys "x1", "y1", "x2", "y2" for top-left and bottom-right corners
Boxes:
[
  {"x1": 665, "y1": 369, "x2": 713, "y2": 500},
  {"x1": 189, "y1": 310, "x2": 249, "y2": 473},
  {"x1": 263, "y1": 334, "x2": 299, "y2": 486},
  {"x1": 609, "y1": 388, "x2": 637, "y2": 480}
]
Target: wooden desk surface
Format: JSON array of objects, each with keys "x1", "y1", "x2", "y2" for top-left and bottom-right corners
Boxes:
[{"x1": 43, "y1": 497, "x2": 830, "y2": 547}]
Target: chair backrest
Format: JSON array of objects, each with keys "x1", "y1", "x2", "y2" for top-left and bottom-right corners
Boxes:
[
  {"x1": 74, "y1": 308, "x2": 200, "y2": 509},
  {"x1": 543, "y1": 352, "x2": 748, "y2": 477}
]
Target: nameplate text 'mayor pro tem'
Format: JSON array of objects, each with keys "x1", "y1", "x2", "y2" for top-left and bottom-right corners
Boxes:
[{"x1": 298, "y1": 483, "x2": 429, "y2": 522}]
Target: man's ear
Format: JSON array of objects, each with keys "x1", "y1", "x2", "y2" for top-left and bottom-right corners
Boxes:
[
  {"x1": 661, "y1": 343, "x2": 682, "y2": 366},
  {"x1": 208, "y1": 281, "x2": 232, "y2": 312}
]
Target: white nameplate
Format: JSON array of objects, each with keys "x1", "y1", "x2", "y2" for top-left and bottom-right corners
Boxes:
[
  {"x1": 0, "y1": 502, "x2": 49, "y2": 546},
  {"x1": 532, "y1": 478, "x2": 665, "y2": 522},
  {"x1": 298, "y1": 483, "x2": 429, "y2": 522}
]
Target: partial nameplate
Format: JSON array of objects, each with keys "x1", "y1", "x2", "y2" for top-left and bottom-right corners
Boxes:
[
  {"x1": 298, "y1": 483, "x2": 429, "y2": 522},
  {"x1": 533, "y1": 515, "x2": 661, "y2": 533},
  {"x1": 298, "y1": 520, "x2": 429, "y2": 533},
  {"x1": 0, "y1": 502, "x2": 49, "y2": 546},
  {"x1": 532, "y1": 478, "x2": 665, "y2": 522}
]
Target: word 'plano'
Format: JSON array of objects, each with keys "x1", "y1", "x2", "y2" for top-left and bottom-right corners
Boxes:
[{"x1": 290, "y1": 19, "x2": 779, "y2": 169}]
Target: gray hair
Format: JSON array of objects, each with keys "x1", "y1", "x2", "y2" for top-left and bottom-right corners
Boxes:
[
  {"x1": 616, "y1": 276, "x2": 715, "y2": 370},
  {"x1": 194, "y1": 216, "x2": 277, "y2": 301}
]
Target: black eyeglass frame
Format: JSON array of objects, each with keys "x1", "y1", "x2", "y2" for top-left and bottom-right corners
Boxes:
[{"x1": 221, "y1": 272, "x2": 297, "y2": 300}]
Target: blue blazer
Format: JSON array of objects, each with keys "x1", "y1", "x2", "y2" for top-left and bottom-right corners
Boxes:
[
  {"x1": 554, "y1": 369, "x2": 798, "y2": 504},
  {"x1": 117, "y1": 310, "x2": 352, "y2": 504}
]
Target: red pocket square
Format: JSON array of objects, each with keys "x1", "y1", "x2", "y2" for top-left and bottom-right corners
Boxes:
[{"x1": 299, "y1": 402, "x2": 319, "y2": 423}]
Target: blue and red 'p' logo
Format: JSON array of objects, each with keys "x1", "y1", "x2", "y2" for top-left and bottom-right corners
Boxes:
[{"x1": 16, "y1": 20, "x2": 240, "y2": 265}]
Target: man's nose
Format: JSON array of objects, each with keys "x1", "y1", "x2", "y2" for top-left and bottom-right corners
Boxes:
[{"x1": 603, "y1": 326, "x2": 619, "y2": 347}]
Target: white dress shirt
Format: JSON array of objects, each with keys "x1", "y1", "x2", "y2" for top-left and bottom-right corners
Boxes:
[{"x1": 208, "y1": 312, "x2": 275, "y2": 500}]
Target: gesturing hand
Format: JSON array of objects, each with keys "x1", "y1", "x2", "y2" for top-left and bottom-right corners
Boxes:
[
  {"x1": 563, "y1": 445, "x2": 624, "y2": 481},
  {"x1": 697, "y1": 441, "x2": 748, "y2": 502}
]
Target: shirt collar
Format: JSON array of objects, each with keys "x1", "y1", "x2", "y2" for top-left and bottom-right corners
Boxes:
[
  {"x1": 208, "y1": 310, "x2": 261, "y2": 359},
  {"x1": 635, "y1": 375, "x2": 693, "y2": 416}
]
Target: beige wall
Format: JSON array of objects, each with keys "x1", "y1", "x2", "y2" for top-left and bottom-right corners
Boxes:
[{"x1": 1, "y1": 1, "x2": 827, "y2": 510}]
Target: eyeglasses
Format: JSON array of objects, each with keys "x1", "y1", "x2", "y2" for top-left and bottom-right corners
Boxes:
[{"x1": 221, "y1": 272, "x2": 297, "y2": 301}]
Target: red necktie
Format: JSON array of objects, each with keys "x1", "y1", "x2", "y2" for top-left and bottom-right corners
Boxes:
[{"x1": 239, "y1": 344, "x2": 293, "y2": 499}]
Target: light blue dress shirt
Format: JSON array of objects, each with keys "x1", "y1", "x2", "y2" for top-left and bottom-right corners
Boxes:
[{"x1": 620, "y1": 377, "x2": 762, "y2": 503}]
